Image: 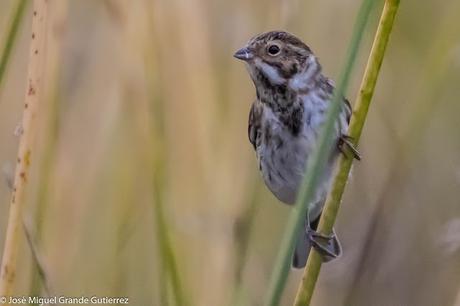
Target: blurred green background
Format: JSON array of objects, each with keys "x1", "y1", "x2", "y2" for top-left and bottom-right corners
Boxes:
[{"x1": 0, "y1": 0, "x2": 459, "y2": 305}]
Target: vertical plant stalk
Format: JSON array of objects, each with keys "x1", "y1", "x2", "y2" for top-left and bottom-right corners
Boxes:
[
  {"x1": 148, "y1": 79, "x2": 188, "y2": 306},
  {"x1": 293, "y1": 1, "x2": 400, "y2": 305},
  {"x1": 0, "y1": 0, "x2": 28, "y2": 92},
  {"x1": 144, "y1": 2, "x2": 189, "y2": 304},
  {"x1": 29, "y1": 0, "x2": 68, "y2": 297},
  {"x1": 264, "y1": 0, "x2": 376, "y2": 305},
  {"x1": 0, "y1": 0, "x2": 48, "y2": 300}
]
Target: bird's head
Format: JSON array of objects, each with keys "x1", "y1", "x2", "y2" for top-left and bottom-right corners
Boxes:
[{"x1": 234, "y1": 31, "x2": 321, "y2": 92}]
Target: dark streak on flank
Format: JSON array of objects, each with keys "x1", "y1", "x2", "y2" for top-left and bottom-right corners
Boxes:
[
  {"x1": 276, "y1": 169, "x2": 286, "y2": 182},
  {"x1": 305, "y1": 111, "x2": 312, "y2": 126},
  {"x1": 280, "y1": 156, "x2": 286, "y2": 165},
  {"x1": 263, "y1": 125, "x2": 271, "y2": 144},
  {"x1": 275, "y1": 137, "x2": 284, "y2": 149}
]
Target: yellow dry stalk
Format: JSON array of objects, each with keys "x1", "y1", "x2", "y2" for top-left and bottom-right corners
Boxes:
[{"x1": 0, "y1": 0, "x2": 48, "y2": 300}]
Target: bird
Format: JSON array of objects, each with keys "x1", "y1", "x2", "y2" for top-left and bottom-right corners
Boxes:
[{"x1": 234, "y1": 31, "x2": 360, "y2": 268}]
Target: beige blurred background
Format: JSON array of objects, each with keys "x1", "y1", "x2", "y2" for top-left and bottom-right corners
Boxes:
[{"x1": 0, "y1": 0, "x2": 459, "y2": 305}]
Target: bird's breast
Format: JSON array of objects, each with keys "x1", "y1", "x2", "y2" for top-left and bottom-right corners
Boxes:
[{"x1": 255, "y1": 93, "x2": 332, "y2": 205}]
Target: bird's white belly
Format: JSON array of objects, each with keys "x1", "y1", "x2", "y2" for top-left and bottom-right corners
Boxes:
[
  {"x1": 256, "y1": 105, "x2": 338, "y2": 220},
  {"x1": 258, "y1": 136, "x2": 335, "y2": 220}
]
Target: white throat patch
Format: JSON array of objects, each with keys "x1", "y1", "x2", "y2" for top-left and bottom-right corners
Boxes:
[{"x1": 254, "y1": 59, "x2": 285, "y2": 85}]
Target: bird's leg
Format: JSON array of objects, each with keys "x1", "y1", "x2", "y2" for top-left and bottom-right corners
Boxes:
[
  {"x1": 339, "y1": 134, "x2": 361, "y2": 160},
  {"x1": 306, "y1": 227, "x2": 342, "y2": 262},
  {"x1": 305, "y1": 212, "x2": 342, "y2": 262}
]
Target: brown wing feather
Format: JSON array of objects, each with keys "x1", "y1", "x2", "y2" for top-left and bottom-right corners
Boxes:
[{"x1": 248, "y1": 101, "x2": 262, "y2": 150}]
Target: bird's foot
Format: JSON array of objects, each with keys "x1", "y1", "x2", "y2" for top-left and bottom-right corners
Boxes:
[
  {"x1": 339, "y1": 135, "x2": 361, "y2": 160},
  {"x1": 306, "y1": 228, "x2": 342, "y2": 262}
]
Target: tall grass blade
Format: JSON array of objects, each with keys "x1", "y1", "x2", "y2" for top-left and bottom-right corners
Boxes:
[{"x1": 0, "y1": 0, "x2": 28, "y2": 93}]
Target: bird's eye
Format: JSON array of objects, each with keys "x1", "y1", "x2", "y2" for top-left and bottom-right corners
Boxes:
[{"x1": 267, "y1": 44, "x2": 281, "y2": 56}]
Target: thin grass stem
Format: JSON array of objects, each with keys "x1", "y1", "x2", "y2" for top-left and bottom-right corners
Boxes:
[
  {"x1": 293, "y1": 0, "x2": 400, "y2": 305},
  {"x1": 144, "y1": 4, "x2": 188, "y2": 301}
]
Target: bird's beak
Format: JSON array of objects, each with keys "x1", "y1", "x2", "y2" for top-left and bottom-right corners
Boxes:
[{"x1": 233, "y1": 47, "x2": 254, "y2": 61}]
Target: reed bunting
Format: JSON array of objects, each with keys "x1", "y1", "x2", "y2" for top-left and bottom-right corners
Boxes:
[{"x1": 234, "y1": 31, "x2": 360, "y2": 268}]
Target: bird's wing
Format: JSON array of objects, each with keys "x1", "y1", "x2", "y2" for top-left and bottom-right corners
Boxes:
[{"x1": 248, "y1": 101, "x2": 263, "y2": 150}]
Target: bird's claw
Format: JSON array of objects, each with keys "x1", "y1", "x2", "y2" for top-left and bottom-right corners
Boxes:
[
  {"x1": 307, "y1": 228, "x2": 342, "y2": 262},
  {"x1": 339, "y1": 135, "x2": 361, "y2": 160}
]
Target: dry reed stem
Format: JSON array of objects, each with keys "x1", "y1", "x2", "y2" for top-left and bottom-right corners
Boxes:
[
  {"x1": 0, "y1": 0, "x2": 48, "y2": 300},
  {"x1": 28, "y1": 0, "x2": 67, "y2": 297}
]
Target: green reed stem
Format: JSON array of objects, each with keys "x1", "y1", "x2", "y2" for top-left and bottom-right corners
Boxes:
[
  {"x1": 144, "y1": 31, "x2": 188, "y2": 305},
  {"x1": 152, "y1": 162, "x2": 187, "y2": 306},
  {"x1": 147, "y1": 80, "x2": 187, "y2": 306},
  {"x1": 0, "y1": 0, "x2": 28, "y2": 92},
  {"x1": 293, "y1": 0, "x2": 400, "y2": 305},
  {"x1": 264, "y1": 1, "x2": 378, "y2": 305}
]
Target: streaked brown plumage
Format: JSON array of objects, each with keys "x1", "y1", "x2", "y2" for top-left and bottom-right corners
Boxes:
[{"x1": 235, "y1": 31, "x2": 358, "y2": 268}]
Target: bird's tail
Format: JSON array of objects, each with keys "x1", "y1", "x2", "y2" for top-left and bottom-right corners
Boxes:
[{"x1": 292, "y1": 222, "x2": 311, "y2": 268}]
